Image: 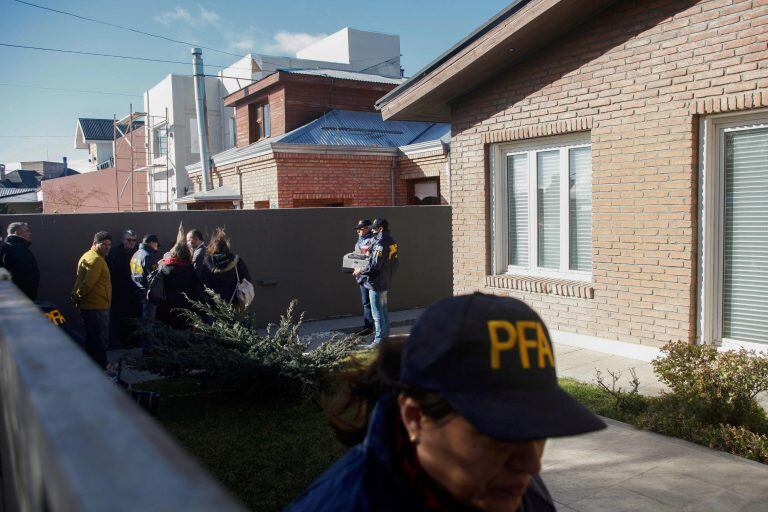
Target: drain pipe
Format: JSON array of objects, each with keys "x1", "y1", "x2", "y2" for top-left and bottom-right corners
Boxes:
[
  {"x1": 192, "y1": 47, "x2": 212, "y2": 192},
  {"x1": 390, "y1": 155, "x2": 397, "y2": 205}
]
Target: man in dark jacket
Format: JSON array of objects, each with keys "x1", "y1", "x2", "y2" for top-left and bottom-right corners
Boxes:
[
  {"x1": 106, "y1": 229, "x2": 139, "y2": 346},
  {"x1": 1, "y1": 222, "x2": 40, "y2": 300},
  {"x1": 186, "y1": 229, "x2": 206, "y2": 280},
  {"x1": 353, "y1": 219, "x2": 374, "y2": 335},
  {"x1": 130, "y1": 234, "x2": 161, "y2": 319},
  {"x1": 354, "y1": 218, "x2": 398, "y2": 347}
]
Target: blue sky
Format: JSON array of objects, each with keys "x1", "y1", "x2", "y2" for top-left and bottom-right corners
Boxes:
[{"x1": 0, "y1": 0, "x2": 509, "y2": 171}]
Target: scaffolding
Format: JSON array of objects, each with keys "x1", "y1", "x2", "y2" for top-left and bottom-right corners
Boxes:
[{"x1": 110, "y1": 105, "x2": 169, "y2": 211}]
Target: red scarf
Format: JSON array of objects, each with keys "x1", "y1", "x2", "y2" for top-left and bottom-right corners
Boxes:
[{"x1": 160, "y1": 257, "x2": 190, "y2": 266}]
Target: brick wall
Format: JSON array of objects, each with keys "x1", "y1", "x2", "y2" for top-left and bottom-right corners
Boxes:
[
  {"x1": 397, "y1": 150, "x2": 450, "y2": 204},
  {"x1": 190, "y1": 153, "x2": 279, "y2": 208},
  {"x1": 449, "y1": 0, "x2": 768, "y2": 346},
  {"x1": 274, "y1": 152, "x2": 396, "y2": 208},
  {"x1": 192, "y1": 149, "x2": 450, "y2": 210}
]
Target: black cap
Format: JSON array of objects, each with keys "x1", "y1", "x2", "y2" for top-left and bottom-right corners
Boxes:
[
  {"x1": 142, "y1": 234, "x2": 159, "y2": 245},
  {"x1": 371, "y1": 218, "x2": 388, "y2": 230},
  {"x1": 401, "y1": 293, "x2": 606, "y2": 441},
  {"x1": 355, "y1": 219, "x2": 372, "y2": 229}
]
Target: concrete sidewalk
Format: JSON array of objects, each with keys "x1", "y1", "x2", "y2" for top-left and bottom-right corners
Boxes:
[
  {"x1": 543, "y1": 418, "x2": 768, "y2": 512},
  {"x1": 305, "y1": 310, "x2": 768, "y2": 511}
]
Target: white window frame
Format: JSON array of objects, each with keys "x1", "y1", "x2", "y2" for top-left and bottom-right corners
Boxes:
[
  {"x1": 698, "y1": 108, "x2": 768, "y2": 352},
  {"x1": 152, "y1": 122, "x2": 168, "y2": 160},
  {"x1": 490, "y1": 133, "x2": 592, "y2": 282}
]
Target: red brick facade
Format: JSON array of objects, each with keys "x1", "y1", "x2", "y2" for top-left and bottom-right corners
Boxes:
[
  {"x1": 227, "y1": 73, "x2": 399, "y2": 148},
  {"x1": 190, "y1": 148, "x2": 449, "y2": 209},
  {"x1": 447, "y1": 0, "x2": 768, "y2": 346}
]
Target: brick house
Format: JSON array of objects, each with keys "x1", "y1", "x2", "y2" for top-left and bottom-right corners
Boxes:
[
  {"x1": 378, "y1": 0, "x2": 768, "y2": 351},
  {"x1": 184, "y1": 69, "x2": 450, "y2": 209}
]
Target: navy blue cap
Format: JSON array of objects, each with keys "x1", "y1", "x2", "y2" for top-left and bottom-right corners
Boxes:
[
  {"x1": 401, "y1": 293, "x2": 606, "y2": 441},
  {"x1": 355, "y1": 219, "x2": 372, "y2": 229},
  {"x1": 371, "y1": 218, "x2": 388, "y2": 230}
]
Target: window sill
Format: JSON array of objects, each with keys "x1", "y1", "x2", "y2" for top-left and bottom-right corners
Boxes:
[{"x1": 485, "y1": 274, "x2": 594, "y2": 299}]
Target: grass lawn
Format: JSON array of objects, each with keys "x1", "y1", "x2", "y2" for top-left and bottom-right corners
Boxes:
[
  {"x1": 137, "y1": 376, "x2": 609, "y2": 511},
  {"x1": 137, "y1": 379, "x2": 346, "y2": 511}
]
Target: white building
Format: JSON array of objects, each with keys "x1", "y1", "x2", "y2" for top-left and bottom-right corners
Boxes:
[{"x1": 143, "y1": 27, "x2": 401, "y2": 210}]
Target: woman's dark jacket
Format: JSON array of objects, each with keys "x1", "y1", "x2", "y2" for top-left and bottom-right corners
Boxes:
[
  {"x1": 156, "y1": 257, "x2": 199, "y2": 330},
  {"x1": 201, "y1": 253, "x2": 250, "y2": 303},
  {"x1": 285, "y1": 395, "x2": 556, "y2": 511}
]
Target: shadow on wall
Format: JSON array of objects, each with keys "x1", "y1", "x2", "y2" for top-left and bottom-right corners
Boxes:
[{"x1": 0, "y1": 206, "x2": 452, "y2": 333}]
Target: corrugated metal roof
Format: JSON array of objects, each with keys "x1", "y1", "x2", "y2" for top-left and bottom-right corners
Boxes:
[
  {"x1": 279, "y1": 68, "x2": 405, "y2": 85},
  {"x1": 78, "y1": 118, "x2": 145, "y2": 141},
  {"x1": 408, "y1": 123, "x2": 450, "y2": 144},
  {"x1": 190, "y1": 110, "x2": 449, "y2": 172},
  {"x1": 281, "y1": 110, "x2": 446, "y2": 147},
  {"x1": 0, "y1": 187, "x2": 38, "y2": 198}
]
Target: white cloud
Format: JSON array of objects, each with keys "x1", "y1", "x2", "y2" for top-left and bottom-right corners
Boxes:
[
  {"x1": 264, "y1": 31, "x2": 328, "y2": 56},
  {"x1": 154, "y1": 5, "x2": 221, "y2": 28}
]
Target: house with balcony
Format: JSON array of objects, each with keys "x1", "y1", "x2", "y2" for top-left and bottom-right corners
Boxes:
[
  {"x1": 377, "y1": 0, "x2": 768, "y2": 351},
  {"x1": 183, "y1": 68, "x2": 450, "y2": 210}
]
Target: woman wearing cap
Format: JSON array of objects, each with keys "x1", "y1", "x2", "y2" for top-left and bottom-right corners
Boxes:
[{"x1": 287, "y1": 293, "x2": 605, "y2": 512}]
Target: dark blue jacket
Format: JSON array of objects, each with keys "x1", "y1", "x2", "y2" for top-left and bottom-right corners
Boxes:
[
  {"x1": 359, "y1": 231, "x2": 398, "y2": 292},
  {"x1": 130, "y1": 243, "x2": 160, "y2": 290},
  {"x1": 286, "y1": 395, "x2": 555, "y2": 512}
]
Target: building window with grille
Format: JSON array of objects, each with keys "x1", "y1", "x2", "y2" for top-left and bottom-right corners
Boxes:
[
  {"x1": 248, "y1": 102, "x2": 270, "y2": 143},
  {"x1": 700, "y1": 113, "x2": 768, "y2": 349},
  {"x1": 491, "y1": 134, "x2": 592, "y2": 280}
]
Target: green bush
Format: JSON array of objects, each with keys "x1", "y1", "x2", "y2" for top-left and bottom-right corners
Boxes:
[
  {"x1": 131, "y1": 292, "x2": 355, "y2": 399},
  {"x1": 652, "y1": 341, "x2": 768, "y2": 430}
]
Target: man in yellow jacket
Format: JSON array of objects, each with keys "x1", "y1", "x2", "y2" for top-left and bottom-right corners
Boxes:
[{"x1": 72, "y1": 231, "x2": 112, "y2": 369}]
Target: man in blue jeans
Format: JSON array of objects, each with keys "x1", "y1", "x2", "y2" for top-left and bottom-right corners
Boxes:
[
  {"x1": 353, "y1": 219, "x2": 375, "y2": 335},
  {"x1": 354, "y1": 218, "x2": 398, "y2": 347}
]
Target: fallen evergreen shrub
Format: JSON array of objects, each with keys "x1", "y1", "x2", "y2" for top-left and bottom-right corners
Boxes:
[{"x1": 131, "y1": 292, "x2": 355, "y2": 399}]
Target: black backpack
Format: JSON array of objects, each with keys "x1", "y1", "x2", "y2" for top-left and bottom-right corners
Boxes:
[{"x1": 146, "y1": 267, "x2": 166, "y2": 306}]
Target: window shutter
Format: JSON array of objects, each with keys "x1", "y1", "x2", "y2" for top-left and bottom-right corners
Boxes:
[
  {"x1": 507, "y1": 154, "x2": 529, "y2": 266},
  {"x1": 537, "y1": 150, "x2": 560, "y2": 269},
  {"x1": 569, "y1": 147, "x2": 592, "y2": 272},
  {"x1": 723, "y1": 127, "x2": 768, "y2": 344}
]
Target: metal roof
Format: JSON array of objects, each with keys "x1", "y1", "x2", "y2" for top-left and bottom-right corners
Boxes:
[
  {"x1": 279, "y1": 68, "x2": 405, "y2": 85},
  {"x1": 281, "y1": 110, "x2": 446, "y2": 147},
  {"x1": 0, "y1": 187, "x2": 38, "y2": 198},
  {"x1": 188, "y1": 110, "x2": 449, "y2": 172},
  {"x1": 408, "y1": 123, "x2": 450, "y2": 144},
  {"x1": 78, "y1": 118, "x2": 145, "y2": 141},
  {"x1": 177, "y1": 185, "x2": 241, "y2": 203}
]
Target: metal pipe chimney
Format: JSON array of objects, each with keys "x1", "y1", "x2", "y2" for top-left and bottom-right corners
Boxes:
[{"x1": 192, "y1": 47, "x2": 212, "y2": 192}]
